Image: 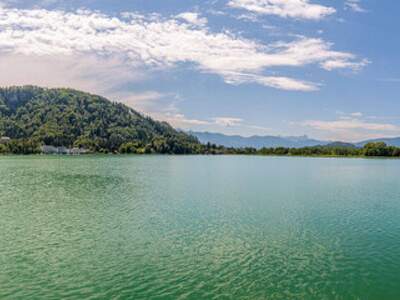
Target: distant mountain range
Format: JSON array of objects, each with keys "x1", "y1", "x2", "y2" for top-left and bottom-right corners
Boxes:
[
  {"x1": 190, "y1": 131, "x2": 400, "y2": 149},
  {"x1": 190, "y1": 132, "x2": 329, "y2": 149}
]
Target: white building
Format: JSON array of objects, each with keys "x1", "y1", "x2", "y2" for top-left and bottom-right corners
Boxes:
[
  {"x1": 0, "y1": 137, "x2": 11, "y2": 144},
  {"x1": 41, "y1": 145, "x2": 89, "y2": 155}
]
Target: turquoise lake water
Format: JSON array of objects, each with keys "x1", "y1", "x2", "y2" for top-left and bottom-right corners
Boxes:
[{"x1": 1, "y1": 155, "x2": 400, "y2": 299}]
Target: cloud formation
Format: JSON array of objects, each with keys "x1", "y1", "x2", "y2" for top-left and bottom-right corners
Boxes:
[
  {"x1": 0, "y1": 5, "x2": 367, "y2": 92},
  {"x1": 227, "y1": 0, "x2": 336, "y2": 20},
  {"x1": 214, "y1": 117, "x2": 244, "y2": 127},
  {"x1": 345, "y1": 0, "x2": 366, "y2": 13},
  {"x1": 0, "y1": 54, "x2": 143, "y2": 93},
  {"x1": 301, "y1": 113, "x2": 400, "y2": 141},
  {"x1": 303, "y1": 119, "x2": 399, "y2": 132},
  {"x1": 176, "y1": 12, "x2": 208, "y2": 27}
]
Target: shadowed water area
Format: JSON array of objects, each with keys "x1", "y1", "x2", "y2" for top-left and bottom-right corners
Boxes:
[{"x1": 1, "y1": 155, "x2": 400, "y2": 299}]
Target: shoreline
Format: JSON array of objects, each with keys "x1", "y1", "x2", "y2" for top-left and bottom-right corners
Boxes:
[{"x1": 1, "y1": 153, "x2": 400, "y2": 160}]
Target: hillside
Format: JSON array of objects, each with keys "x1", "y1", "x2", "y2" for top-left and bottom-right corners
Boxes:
[
  {"x1": 357, "y1": 137, "x2": 400, "y2": 148},
  {"x1": 324, "y1": 141, "x2": 357, "y2": 148},
  {"x1": 0, "y1": 86, "x2": 202, "y2": 154},
  {"x1": 190, "y1": 131, "x2": 329, "y2": 149}
]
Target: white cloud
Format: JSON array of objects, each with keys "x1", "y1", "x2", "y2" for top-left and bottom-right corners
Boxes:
[
  {"x1": 156, "y1": 113, "x2": 212, "y2": 128},
  {"x1": 223, "y1": 72, "x2": 319, "y2": 91},
  {"x1": 300, "y1": 117, "x2": 400, "y2": 141},
  {"x1": 112, "y1": 90, "x2": 168, "y2": 112},
  {"x1": 120, "y1": 91, "x2": 164, "y2": 103},
  {"x1": 153, "y1": 113, "x2": 272, "y2": 135},
  {"x1": 178, "y1": 116, "x2": 272, "y2": 135},
  {"x1": 321, "y1": 58, "x2": 370, "y2": 71},
  {"x1": 345, "y1": 0, "x2": 366, "y2": 13},
  {"x1": 234, "y1": 13, "x2": 260, "y2": 22},
  {"x1": 176, "y1": 12, "x2": 208, "y2": 27},
  {"x1": 214, "y1": 117, "x2": 244, "y2": 127},
  {"x1": 150, "y1": 113, "x2": 268, "y2": 133},
  {"x1": 336, "y1": 111, "x2": 364, "y2": 120},
  {"x1": 303, "y1": 119, "x2": 399, "y2": 132},
  {"x1": 227, "y1": 0, "x2": 336, "y2": 20},
  {"x1": 350, "y1": 112, "x2": 363, "y2": 118},
  {"x1": 0, "y1": 6, "x2": 367, "y2": 92}
]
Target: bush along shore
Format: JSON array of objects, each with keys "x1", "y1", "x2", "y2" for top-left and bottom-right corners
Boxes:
[{"x1": 1, "y1": 137, "x2": 400, "y2": 158}]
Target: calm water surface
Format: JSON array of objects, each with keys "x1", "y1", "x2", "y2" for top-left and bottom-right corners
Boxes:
[{"x1": 1, "y1": 155, "x2": 400, "y2": 299}]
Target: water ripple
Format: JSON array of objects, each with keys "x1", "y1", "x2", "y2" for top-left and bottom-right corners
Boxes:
[{"x1": 1, "y1": 156, "x2": 400, "y2": 299}]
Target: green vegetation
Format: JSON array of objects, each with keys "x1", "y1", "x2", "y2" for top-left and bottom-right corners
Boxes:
[
  {"x1": 255, "y1": 142, "x2": 400, "y2": 158},
  {"x1": 1, "y1": 86, "x2": 400, "y2": 158},
  {"x1": 0, "y1": 86, "x2": 202, "y2": 154}
]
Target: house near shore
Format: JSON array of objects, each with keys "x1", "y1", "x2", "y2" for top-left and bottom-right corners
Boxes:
[
  {"x1": 0, "y1": 137, "x2": 11, "y2": 144},
  {"x1": 70, "y1": 147, "x2": 89, "y2": 155},
  {"x1": 41, "y1": 145, "x2": 88, "y2": 155}
]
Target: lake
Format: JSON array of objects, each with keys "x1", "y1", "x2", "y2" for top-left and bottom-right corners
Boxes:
[{"x1": 1, "y1": 155, "x2": 400, "y2": 299}]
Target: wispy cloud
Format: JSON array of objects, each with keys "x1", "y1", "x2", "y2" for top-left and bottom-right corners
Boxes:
[
  {"x1": 227, "y1": 0, "x2": 336, "y2": 20},
  {"x1": 321, "y1": 58, "x2": 370, "y2": 71},
  {"x1": 0, "y1": 6, "x2": 367, "y2": 92},
  {"x1": 223, "y1": 72, "x2": 319, "y2": 91},
  {"x1": 213, "y1": 117, "x2": 244, "y2": 127},
  {"x1": 350, "y1": 112, "x2": 363, "y2": 118},
  {"x1": 154, "y1": 114, "x2": 271, "y2": 135},
  {"x1": 211, "y1": 117, "x2": 272, "y2": 134},
  {"x1": 158, "y1": 113, "x2": 212, "y2": 127},
  {"x1": 0, "y1": 54, "x2": 145, "y2": 94},
  {"x1": 299, "y1": 112, "x2": 400, "y2": 141},
  {"x1": 118, "y1": 91, "x2": 213, "y2": 128},
  {"x1": 345, "y1": 0, "x2": 367, "y2": 13},
  {"x1": 303, "y1": 119, "x2": 399, "y2": 132}
]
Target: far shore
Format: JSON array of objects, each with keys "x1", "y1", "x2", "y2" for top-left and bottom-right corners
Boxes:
[{"x1": 1, "y1": 153, "x2": 400, "y2": 160}]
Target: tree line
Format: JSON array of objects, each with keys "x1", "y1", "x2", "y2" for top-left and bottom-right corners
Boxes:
[
  {"x1": 1, "y1": 86, "x2": 400, "y2": 157},
  {"x1": 2, "y1": 138, "x2": 400, "y2": 158}
]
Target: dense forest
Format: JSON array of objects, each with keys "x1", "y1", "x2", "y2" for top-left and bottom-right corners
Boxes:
[
  {"x1": 1, "y1": 86, "x2": 400, "y2": 157},
  {"x1": 0, "y1": 86, "x2": 203, "y2": 154}
]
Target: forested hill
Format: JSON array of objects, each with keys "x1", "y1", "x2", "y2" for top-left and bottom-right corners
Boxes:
[{"x1": 0, "y1": 86, "x2": 202, "y2": 154}]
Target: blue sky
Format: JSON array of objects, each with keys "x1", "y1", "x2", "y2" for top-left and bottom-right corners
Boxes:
[{"x1": 0, "y1": 0, "x2": 399, "y2": 141}]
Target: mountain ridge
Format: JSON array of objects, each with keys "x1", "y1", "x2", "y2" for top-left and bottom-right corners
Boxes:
[
  {"x1": 190, "y1": 131, "x2": 330, "y2": 149},
  {"x1": 191, "y1": 131, "x2": 400, "y2": 149}
]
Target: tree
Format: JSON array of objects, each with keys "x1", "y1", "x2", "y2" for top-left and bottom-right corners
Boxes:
[{"x1": 363, "y1": 142, "x2": 389, "y2": 156}]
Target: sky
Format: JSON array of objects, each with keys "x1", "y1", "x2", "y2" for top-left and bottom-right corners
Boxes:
[{"x1": 0, "y1": 0, "x2": 399, "y2": 142}]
